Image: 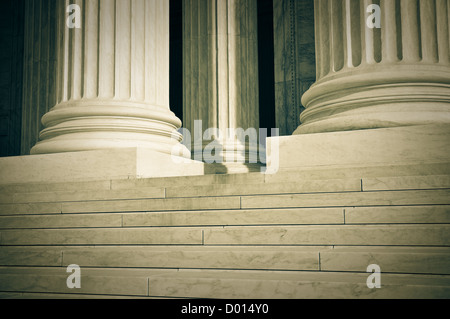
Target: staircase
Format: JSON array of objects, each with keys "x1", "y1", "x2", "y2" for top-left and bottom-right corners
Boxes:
[{"x1": 0, "y1": 162, "x2": 449, "y2": 299}]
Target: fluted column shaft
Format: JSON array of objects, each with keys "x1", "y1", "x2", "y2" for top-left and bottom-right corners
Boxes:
[
  {"x1": 296, "y1": 0, "x2": 450, "y2": 134},
  {"x1": 31, "y1": 0, "x2": 188, "y2": 158},
  {"x1": 183, "y1": 0, "x2": 260, "y2": 162}
]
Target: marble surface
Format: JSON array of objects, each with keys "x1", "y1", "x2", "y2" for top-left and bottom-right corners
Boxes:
[
  {"x1": 1, "y1": 228, "x2": 203, "y2": 245},
  {"x1": 297, "y1": 0, "x2": 450, "y2": 134},
  {"x1": 202, "y1": 225, "x2": 450, "y2": 246},
  {"x1": 268, "y1": 125, "x2": 450, "y2": 171},
  {"x1": 0, "y1": 147, "x2": 206, "y2": 185},
  {"x1": 273, "y1": 0, "x2": 316, "y2": 135}
]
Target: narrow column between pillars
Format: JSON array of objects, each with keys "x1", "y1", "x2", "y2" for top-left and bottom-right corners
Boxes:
[
  {"x1": 31, "y1": 0, "x2": 189, "y2": 158},
  {"x1": 296, "y1": 0, "x2": 450, "y2": 135},
  {"x1": 182, "y1": 0, "x2": 261, "y2": 167}
]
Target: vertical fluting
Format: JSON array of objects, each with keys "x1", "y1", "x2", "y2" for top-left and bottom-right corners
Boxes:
[
  {"x1": 83, "y1": 0, "x2": 98, "y2": 99},
  {"x1": 71, "y1": 0, "x2": 83, "y2": 100},
  {"x1": 182, "y1": 0, "x2": 260, "y2": 161},
  {"x1": 145, "y1": 0, "x2": 157, "y2": 104},
  {"x1": 50, "y1": 0, "x2": 172, "y2": 106},
  {"x1": 314, "y1": 0, "x2": 450, "y2": 82},
  {"x1": 420, "y1": 0, "x2": 438, "y2": 63},
  {"x1": 401, "y1": 0, "x2": 421, "y2": 62},
  {"x1": 131, "y1": 0, "x2": 145, "y2": 101},
  {"x1": 436, "y1": 0, "x2": 449, "y2": 65},
  {"x1": 115, "y1": 0, "x2": 131, "y2": 100},
  {"x1": 331, "y1": 0, "x2": 344, "y2": 72},
  {"x1": 30, "y1": 0, "x2": 188, "y2": 156},
  {"x1": 298, "y1": 0, "x2": 450, "y2": 135},
  {"x1": 381, "y1": 0, "x2": 399, "y2": 63},
  {"x1": 98, "y1": 0, "x2": 115, "y2": 99},
  {"x1": 21, "y1": 0, "x2": 58, "y2": 154}
]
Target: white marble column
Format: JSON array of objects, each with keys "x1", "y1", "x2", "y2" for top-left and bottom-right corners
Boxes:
[
  {"x1": 31, "y1": 0, "x2": 189, "y2": 158},
  {"x1": 273, "y1": 0, "x2": 315, "y2": 136},
  {"x1": 296, "y1": 0, "x2": 450, "y2": 134},
  {"x1": 183, "y1": 0, "x2": 261, "y2": 165}
]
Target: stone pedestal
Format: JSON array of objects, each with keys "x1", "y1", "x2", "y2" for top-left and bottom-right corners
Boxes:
[
  {"x1": 30, "y1": 0, "x2": 190, "y2": 160},
  {"x1": 182, "y1": 0, "x2": 263, "y2": 170},
  {"x1": 0, "y1": 148, "x2": 206, "y2": 185}
]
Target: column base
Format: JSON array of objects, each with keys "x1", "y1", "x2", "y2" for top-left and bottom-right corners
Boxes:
[
  {"x1": 266, "y1": 124, "x2": 450, "y2": 174},
  {"x1": 0, "y1": 148, "x2": 206, "y2": 185}
]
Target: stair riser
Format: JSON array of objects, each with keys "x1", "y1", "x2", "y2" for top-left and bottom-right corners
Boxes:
[
  {"x1": 1, "y1": 247, "x2": 448, "y2": 275},
  {"x1": 1, "y1": 226, "x2": 449, "y2": 246}
]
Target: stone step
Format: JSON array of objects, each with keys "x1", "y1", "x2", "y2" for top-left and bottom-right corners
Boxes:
[
  {"x1": 2, "y1": 174, "x2": 449, "y2": 205},
  {"x1": 0, "y1": 227, "x2": 203, "y2": 245},
  {"x1": 166, "y1": 175, "x2": 450, "y2": 198},
  {"x1": 0, "y1": 292, "x2": 154, "y2": 299},
  {"x1": 1, "y1": 189, "x2": 448, "y2": 216},
  {"x1": 0, "y1": 266, "x2": 448, "y2": 299},
  {"x1": 0, "y1": 208, "x2": 344, "y2": 229},
  {"x1": 0, "y1": 266, "x2": 173, "y2": 297},
  {"x1": 320, "y1": 247, "x2": 450, "y2": 275},
  {"x1": 0, "y1": 178, "x2": 361, "y2": 204},
  {"x1": 1, "y1": 224, "x2": 448, "y2": 246},
  {"x1": 1, "y1": 206, "x2": 449, "y2": 230},
  {"x1": 0, "y1": 172, "x2": 266, "y2": 195},
  {"x1": 264, "y1": 162, "x2": 450, "y2": 183},
  {"x1": 1, "y1": 187, "x2": 165, "y2": 205},
  {"x1": 165, "y1": 178, "x2": 362, "y2": 198},
  {"x1": 241, "y1": 189, "x2": 450, "y2": 210},
  {"x1": 123, "y1": 205, "x2": 450, "y2": 227},
  {"x1": 345, "y1": 205, "x2": 450, "y2": 224},
  {"x1": 0, "y1": 246, "x2": 322, "y2": 271},
  {"x1": 1, "y1": 246, "x2": 448, "y2": 275},
  {"x1": 202, "y1": 225, "x2": 450, "y2": 246},
  {"x1": 2, "y1": 160, "x2": 444, "y2": 195},
  {"x1": 362, "y1": 175, "x2": 450, "y2": 191},
  {"x1": 147, "y1": 269, "x2": 450, "y2": 299}
]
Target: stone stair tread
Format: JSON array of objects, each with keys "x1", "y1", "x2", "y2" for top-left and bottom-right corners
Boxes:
[
  {"x1": 1, "y1": 189, "x2": 448, "y2": 216},
  {"x1": 1, "y1": 266, "x2": 449, "y2": 299},
  {"x1": 1, "y1": 224, "x2": 449, "y2": 246},
  {"x1": 147, "y1": 269, "x2": 450, "y2": 298},
  {"x1": 1, "y1": 245, "x2": 448, "y2": 274},
  {"x1": 1, "y1": 205, "x2": 448, "y2": 228},
  {"x1": 1, "y1": 173, "x2": 449, "y2": 205}
]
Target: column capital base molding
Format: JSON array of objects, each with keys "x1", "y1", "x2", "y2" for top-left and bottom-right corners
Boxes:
[{"x1": 299, "y1": 65, "x2": 450, "y2": 134}]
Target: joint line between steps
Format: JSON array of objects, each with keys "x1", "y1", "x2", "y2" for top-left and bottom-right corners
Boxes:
[{"x1": 318, "y1": 252, "x2": 321, "y2": 271}]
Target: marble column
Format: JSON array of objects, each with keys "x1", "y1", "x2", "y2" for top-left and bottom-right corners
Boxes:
[
  {"x1": 273, "y1": 0, "x2": 315, "y2": 136},
  {"x1": 21, "y1": 0, "x2": 58, "y2": 155},
  {"x1": 295, "y1": 0, "x2": 450, "y2": 135},
  {"x1": 182, "y1": 0, "x2": 261, "y2": 165},
  {"x1": 30, "y1": 0, "x2": 190, "y2": 158}
]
